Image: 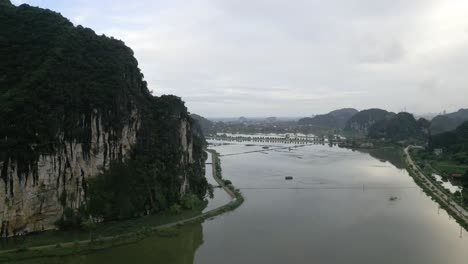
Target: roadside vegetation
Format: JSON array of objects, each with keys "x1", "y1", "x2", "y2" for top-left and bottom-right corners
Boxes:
[
  {"x1": 410, "y1": 148, "x2": 468, "y2": 208},
  {"x1": 405, "y1": 154, "x2": 468, "y2": 231}
]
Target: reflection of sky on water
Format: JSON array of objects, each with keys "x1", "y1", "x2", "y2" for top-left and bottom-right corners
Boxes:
[
  {"x1": 195, "y1": 138, "x2": 468, "y2": 264},
  {"x1": 26, "y1": 137, "x2": 468, "y2": 264}
]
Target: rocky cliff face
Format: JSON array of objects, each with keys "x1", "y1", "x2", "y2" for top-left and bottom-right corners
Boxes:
[
  {"x1": 179, "y1": 119, "x2": 195, "y2": 195},
  {"x1": 0, "y1": 109, "x2": 201, "y2": 237},
  {"x1": 0, "y1": 110, "x2": 140, "y2": 236},
  {"x1": 0, "y1": 1, "x2": 207, "y2": 237}
]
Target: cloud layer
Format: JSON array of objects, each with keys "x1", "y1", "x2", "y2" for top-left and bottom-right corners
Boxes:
[{"x1": 17, "y1": 0, "x2": 468, "y2": 117}]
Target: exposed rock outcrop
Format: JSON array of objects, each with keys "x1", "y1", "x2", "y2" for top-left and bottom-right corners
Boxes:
[{"x1": 0, "y1": 110, "x2": 140, "y2": 236}]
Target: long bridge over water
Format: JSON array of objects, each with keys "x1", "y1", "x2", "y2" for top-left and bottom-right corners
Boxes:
[{"x1": 206, "y1": 135, "x2": 345, "y2": 145}]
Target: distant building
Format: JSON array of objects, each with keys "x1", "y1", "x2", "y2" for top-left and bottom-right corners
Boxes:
[{"x1": 434, "y1": 148, "x2": 443, "y2": 156}]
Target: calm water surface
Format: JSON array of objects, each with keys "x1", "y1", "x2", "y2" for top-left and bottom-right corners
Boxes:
[{"x1": 16, "y1": 141, "x2": 468, "y2": 264}]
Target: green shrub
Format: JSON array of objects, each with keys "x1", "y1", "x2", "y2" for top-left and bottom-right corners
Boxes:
[
  {"x1": 169, "y1": 204, "x2": 182, "y2": 215},
  {"x1": 223, "y1": 180, "x2": 232, "y2": 185},
  {"x1": 55, "y1": 207, "x2": 84, "y2": 230},
  {"x1": 181, "y1": 194, "x2": 203, "y2": 210}
]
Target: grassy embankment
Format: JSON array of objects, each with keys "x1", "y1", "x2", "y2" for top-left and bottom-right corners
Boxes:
[{"x1": 0, "y1": 150, "x2": 244, "y2": 262}]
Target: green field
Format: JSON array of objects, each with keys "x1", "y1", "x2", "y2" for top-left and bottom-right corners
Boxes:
[{"x1": 433, "y1": 161, "x2": 468, "y2": 177}]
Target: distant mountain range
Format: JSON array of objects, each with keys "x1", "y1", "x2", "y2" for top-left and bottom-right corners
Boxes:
[
  {"x1": 430, "y1": 109, "x2": 468, "y2": 135},
  {"x1": 197, "y1": 107, "x2": 468, "y2": 139},
  {"x1": 298, "y1": 108, "x2": 358, "y2": 129},
  {"x1": 191, "y1": 114, "x2": 215, "y2": 135}
]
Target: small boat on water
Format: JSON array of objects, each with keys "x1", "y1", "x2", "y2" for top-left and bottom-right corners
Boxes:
[
  {"x1": 389, "y1": 196, "x2": 398, "y2": 201},
  {"x1": 285, "y1": 176, "x2": 293, "y2": 180},
  {"x1": 262, "y1": 146, "x2": 270, "y2": 149}
]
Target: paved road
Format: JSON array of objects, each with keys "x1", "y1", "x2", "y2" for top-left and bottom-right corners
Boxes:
[{"x1": 405, "y1": 146, "x2": 468, "y2": 223}]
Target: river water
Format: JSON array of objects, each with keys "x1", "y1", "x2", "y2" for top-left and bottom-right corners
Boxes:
[{"x1": 15, "y1": 140, "x2": 468, "y2": 264}]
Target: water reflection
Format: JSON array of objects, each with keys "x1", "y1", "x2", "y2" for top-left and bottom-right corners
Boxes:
[
  {"x1": 356, "y1": 147, "x2": 406, "y2": 169},
  {"x1": 9, "y1": 140, "x2": 468, "y2": 264},
  {"x1": 15, "y1": 223, "x2": 204, "y2": 264},
  {"x1": 194, "y1": 141, "x2": 468, "y2": 264}
]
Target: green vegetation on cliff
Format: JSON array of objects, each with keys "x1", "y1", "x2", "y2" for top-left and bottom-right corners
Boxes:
[
  {"x1": 1, "y1": 1, "x2": 150, "y2": 181},
  {"x1": 368, "y1": 112, "x2": 429, "y2": 142},
  {"x1": 431, "y1": 121, "x2": 468, "y2": 155},
  {"x1": 345, "y1": 108, "x2": 395, "y2": 134},
  {"x1": 430, "y1": 109, "x2": 468, "y2": 135},
  {"x1": 429, "y1": 121, "x2": 468, "y2": 168},
  {"x1": 0, "y1": 1, "x2": 208, "y2": 228},
  {"x1": 191, "y1": 114, "x2": 215, "y2": 136}
]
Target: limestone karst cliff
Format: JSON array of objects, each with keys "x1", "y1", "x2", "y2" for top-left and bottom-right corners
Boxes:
[
  {"x1": 0, "y1": 0, "x2": 207, "y2": 236},
  {"x1": 344, "y1": 109, "x2": 395, "y2": 135}
]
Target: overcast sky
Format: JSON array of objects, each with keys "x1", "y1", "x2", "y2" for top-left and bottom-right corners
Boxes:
[{"x1": 14, "y1": 0, "x2": 468, "y2": 117}]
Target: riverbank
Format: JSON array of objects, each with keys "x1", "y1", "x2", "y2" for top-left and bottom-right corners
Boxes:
[
  {"x1": 0, "y1": 151, "x2": 244, "y2": 262},
  {"x1": 404, "y1": 146, "x2": 468, "y2": 230}
]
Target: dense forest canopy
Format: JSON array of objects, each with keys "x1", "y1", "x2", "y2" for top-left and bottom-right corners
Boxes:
[{"x1": 0, "y1": 2, "x2": 151, "y2": 168}]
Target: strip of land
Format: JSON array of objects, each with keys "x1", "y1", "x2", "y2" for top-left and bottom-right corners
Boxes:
[
  {"x1": 0, "y1": 151, "x2": 243, "y2": 259},
  {"x1": 405, "y1": 146, "x2": 468, "y2": 225}
]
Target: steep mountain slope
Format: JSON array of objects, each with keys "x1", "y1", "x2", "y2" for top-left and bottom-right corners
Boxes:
[
  {"x1": 345, "y1": 108, "x2": 395, "y2": 134},
  {"x1": 298, "y1": 108, "x2": 358, "y2": 129},
  {"x1": 368, "y1": 112, "x2": 429, "y2": 142},
  {"x1": 431, "y1": 121, "x2": 468, "y2": 155},
  {"x1": 0, "y1": 1, "x2": 207, "y2": 236},
  {"x1": 431, "y1": 109, "x2": 468, "y2": 135},
  {"x1": 191, "y1": 114, "x2": 214, "y2": 136}
]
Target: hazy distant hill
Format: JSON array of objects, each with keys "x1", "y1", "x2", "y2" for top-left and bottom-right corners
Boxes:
[
  {"x1": 191, "y1": 114, "x2": 214, "y2": 136},
  {"x1": 431, "y1": 109, "x2": 468, "y2": 134},
  {"x1": 345, "y1": 108, "x2": 395, "y2": 134},
  {"x1": 368, "y1": 112, "x2": 429, "y2": 142},
  {"x1": 298, "y1": 108, "x2": 358, "y2": 129},
  {"x1": 431, "y1": 121, "x2": 468, "y2": 162}
]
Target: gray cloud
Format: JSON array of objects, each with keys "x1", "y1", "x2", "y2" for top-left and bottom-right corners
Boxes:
[{"x1": 19, "y1": 0, "x2": 468, "y2": 116}]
